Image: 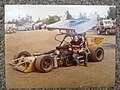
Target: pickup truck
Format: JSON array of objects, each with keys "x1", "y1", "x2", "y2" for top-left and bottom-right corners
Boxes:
[{"x1": 96, "y1": 19, "x2": 116, "y2": 35}]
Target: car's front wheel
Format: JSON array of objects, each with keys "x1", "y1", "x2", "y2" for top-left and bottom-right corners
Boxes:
[
  {"x1": 35, "y1": 55, "x2": 54, "y2": 73},
  {"x1": 105, "y1": 29, "x2": 110, "y2": 35},
  {"x1": 14, "y1": 51, "x2": 32, "y2": 71},
  {"x1": 97, "y1": 29, "x2": 101, "y2": 35}
]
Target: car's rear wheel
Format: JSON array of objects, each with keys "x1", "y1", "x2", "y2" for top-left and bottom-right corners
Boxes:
[
  {"x1": 88, "y1": 46, "x2": 104, "y2": 62},
  {"x1": 35, "y1": 55, "x2": 54, "y2": 73}
]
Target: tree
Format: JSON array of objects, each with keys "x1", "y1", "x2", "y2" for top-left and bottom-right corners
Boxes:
[
  {"x1": 36, "y1": 17, "x2": 41, "y2": 23},
  {"x1": 26, "y1": 15, "x2": 33, "y2": 22},
  {"x1": 65, "y1": 11, "x2": 73, "y2": 19},
  {"x1": 7, "y1": 19, "x2": 16, "y2": 24},
  {"x1": 108, "y1": 7, "x2": 116, "y2": 20},
  {"x1": 41, "y1": 15, "x2": 61, "y2": 24},
  {"x1": 7, "y1": 21, "x2": 11, "y2": 24}
]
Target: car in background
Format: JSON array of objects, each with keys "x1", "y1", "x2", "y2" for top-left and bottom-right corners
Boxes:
[
  {"x1": 16, "y1": 24, "x2": 32, "y2": 31},
  {"x1": 33, "y1": 22, "x2": 43, "y2": 30},
  {"x1": 5, "y1": 24, "x2": 16, "y2": 34},
  {"x1": 96, "y1": 19, "x2": 116, "y2": 35}
]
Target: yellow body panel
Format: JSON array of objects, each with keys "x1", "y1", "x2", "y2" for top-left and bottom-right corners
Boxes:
[
  {"x1": 86, "y1": 37, "x2": 104, "y2": 47},
  {"x1": 24, "y1": 60, "x2": 37, "y2": 73}
]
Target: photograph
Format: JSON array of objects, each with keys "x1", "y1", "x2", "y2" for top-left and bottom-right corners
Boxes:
[{"x1": 5, "y1": 5, "x2": 116, "y2": 88}]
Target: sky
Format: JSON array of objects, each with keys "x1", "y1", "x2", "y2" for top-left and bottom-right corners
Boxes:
[{"x1": 5, "y1": 5, "x2": 115, "y2": 22}]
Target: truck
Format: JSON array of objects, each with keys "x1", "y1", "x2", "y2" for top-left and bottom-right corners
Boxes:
[{"x1": 96, "y1": 19, "x2": 116, "y2": 35}]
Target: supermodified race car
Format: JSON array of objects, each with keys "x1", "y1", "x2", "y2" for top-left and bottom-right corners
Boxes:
[{"x1": 9, "y1": 33, "x2": 104, "y2": 73}]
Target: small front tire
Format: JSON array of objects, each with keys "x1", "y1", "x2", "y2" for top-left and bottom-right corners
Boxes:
[{"x1": 15, "y1": 51, "x2": 31, "y2": 59}]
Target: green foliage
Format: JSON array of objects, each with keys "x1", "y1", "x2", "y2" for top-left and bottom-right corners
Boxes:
[
  {"x1": 20, "y1": 15, "x2": 33, "y2": 23},
  {"x1": 6, "y1": 15, "x2": 33, "y2": 25},
  {"x1": 42, "y1": 15, "x2": 61, "y2": 24},
  {"x1": 36, "y1": 17, "x2": 41, "y2": 23},
  {"x1": 108, "y1": 7, "x2": 116, "y2": 20}
]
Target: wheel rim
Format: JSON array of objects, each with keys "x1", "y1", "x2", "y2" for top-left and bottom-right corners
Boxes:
[
  {"x1": 16, "y1": 55, "x2": 29, "y2": 71},
  {"x1": 65, "y1": 56, "x2": 72, "y2": 66},
  {"x1": 42, "y1": 59, "x2": 53, "y2": 70},
  {"x1": 15, "y1": 51, "x2": 31, "y2": 66},
  {"x1": 96, "y1": 49, "x2": 104, "y2": 61},
  {"x1": 66, "y1": 59, "x2": 71, "y2": 65},
  {"x1": 106, "y1": 30, "x2": 109, "y2": 35},
  {"x1": 97, "y1": 30, "x2": 100, "y2": 34}
]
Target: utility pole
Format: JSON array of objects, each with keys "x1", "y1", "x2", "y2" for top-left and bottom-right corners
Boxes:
[{"x1": 18, "y1": 5, "x2": 20, "y2": 20}]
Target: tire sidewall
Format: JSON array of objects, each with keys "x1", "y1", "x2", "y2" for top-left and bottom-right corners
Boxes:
[
  {"x1": 16, "y1": 51, "x2": 31, "y2": 59},
  {"x1": 88, "y1": 46, "x2": 104, "y2": 62},
  {"x1": 95, "y1": 47, "x2": 104, "y2": 62},
  {"x1": 35, "y1": 55, "x2": 54, "y2": 73}
]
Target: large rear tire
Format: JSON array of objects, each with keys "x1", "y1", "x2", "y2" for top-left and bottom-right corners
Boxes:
[
  {"x1": 88, "y1": 47, "x2": 104, "y2": 62},
  {"x1": 35, "y1": 55, "x2": 54, "y2": 73}
]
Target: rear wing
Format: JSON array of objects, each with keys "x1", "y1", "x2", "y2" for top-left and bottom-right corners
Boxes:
[{"x1": 47, "y1": 13, "x2": 97, "y2": 34}]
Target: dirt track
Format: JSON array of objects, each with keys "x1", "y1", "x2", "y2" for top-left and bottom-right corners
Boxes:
[{"x1": 5, "y1": 29, "x2": 115, "y2": 88}]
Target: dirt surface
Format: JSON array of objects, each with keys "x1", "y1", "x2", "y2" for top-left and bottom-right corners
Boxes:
[{"x1": 5, "y1": 29, "x2": 115, "y2": 88}]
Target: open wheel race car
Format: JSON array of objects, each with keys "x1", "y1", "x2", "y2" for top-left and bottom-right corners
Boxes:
[{"x1": 9, "y1": 33, "x2": 104, "y2": 73}]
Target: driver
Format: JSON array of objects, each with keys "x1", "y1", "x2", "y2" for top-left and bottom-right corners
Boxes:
[{"x1": 70, "y1": 35, "x2": 88, "y2": 67}]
